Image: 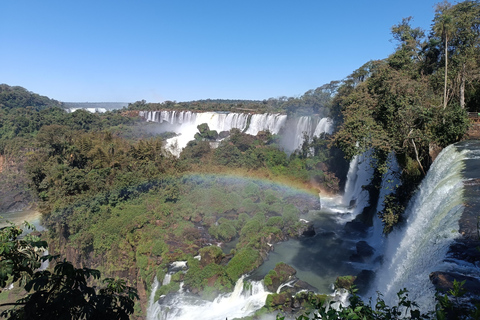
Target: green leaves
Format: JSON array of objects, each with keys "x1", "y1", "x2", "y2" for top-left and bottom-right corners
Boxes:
[
  {"x1": 283, "y1": 288, "x2": 429, "y2": 320},
  {"x1": 0, "y1": 222, "x2": 46, "y2": 289}
]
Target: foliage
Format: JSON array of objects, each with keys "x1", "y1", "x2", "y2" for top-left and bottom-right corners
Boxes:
[
  {"x1": 0, "y1": 222, "x2": 47, "y2": 290},
  {"x1": 332, "y1": 5, "x2": 476, "y2": 232},
  {"x1": 0, "y1": 223, "x2": 138, "y2": 320},
  {"x1": 279, "y1": 288, "x2": 429, "y2": 320}
]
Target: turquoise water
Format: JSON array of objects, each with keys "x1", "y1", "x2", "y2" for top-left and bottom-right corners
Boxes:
[{"x1": 250, "y1": 208, "x2": 358, "y2": 294}]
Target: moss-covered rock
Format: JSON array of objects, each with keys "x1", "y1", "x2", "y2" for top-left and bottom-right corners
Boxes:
[
  {"x1": 334, "y1": 275, "x2": 357, "y2": 290},
  {"x1": 199, "y1": 245, "x2": 224, "y2": 266},
  {"x1": 264, "y1": 262, "x2": 296, "y2": 292}
]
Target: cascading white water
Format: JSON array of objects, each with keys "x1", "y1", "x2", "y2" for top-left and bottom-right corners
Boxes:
[
  {"x1": 147, "y1": 276, "x2": 269, "y2": 320},
  {"x1": 291, "y1": 116, "x2": 315, "y2": 151},
  {"x1": 244, "y1": 113, "x2": 287, "y2": 136},
  {"x1": 38, "y1": 249, "x2": 50, "y2": 271},
  {"x1": 140, "y1": 111, "x2": 334, "y2": 156},
  {"x1": 368, "y1": 153, "x2": 402, "y2": 254},
  {"x1": 313, "y1": 118, "x2": 333, "y2": 137},
  {"x1": 285, "y1": 116, "x2": 334, "y2": 152},
  {"x1": 147, "y1": 277, "x2": 161, "y2": 318},
  {"x1": 340, "y1": 150, "x2": 375, "y2": 223},
  {"x1": 67, "y1": 107, "x2": 107, "y2": 113},
  {"x1": 369, "y1": 145, "x2": 466, "y2": 311}
]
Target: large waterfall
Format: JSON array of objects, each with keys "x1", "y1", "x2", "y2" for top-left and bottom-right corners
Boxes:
[
  {"x1": 139, "y1": 111, "x2": 333, "y2": 155},
  {"x1": 369, "y1": 144, "x2": 467, "y2": 310}
]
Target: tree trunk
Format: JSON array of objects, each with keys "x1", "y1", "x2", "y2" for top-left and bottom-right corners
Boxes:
[
  {"x1": 460, "y1": 63, "x2": 466, "y2": 108},
  {"x1": 411, "y1": 138, "x2": 426, "y2": 176},
  {"x1": 443, "y1": 33, "x2": 448, "y2": 109}
]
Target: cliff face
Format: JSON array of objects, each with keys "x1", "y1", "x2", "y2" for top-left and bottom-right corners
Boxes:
[
  {"x1": 50, "y1": 224, "x2": 148, "y2": 318},
  {"x1": 0, "y1": 154, "x2": 35, "y2": 213}
]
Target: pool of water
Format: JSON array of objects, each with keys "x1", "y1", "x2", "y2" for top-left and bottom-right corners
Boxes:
[{"x1": 250, "y1": 207, "x2": 359, "y2": 293}]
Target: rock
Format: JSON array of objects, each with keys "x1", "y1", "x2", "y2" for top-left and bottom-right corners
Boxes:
[
  {"x1": 293, "y1": 280, "x2": 318, "y2": 293},
  {"x1": 430, "y1": 271, "x2": 480, "y2": 296},
  {"x1": 218, "y1": 131, "x2": 230, "y2": 139},
  {"x1": 335, "y1": 275, "x2": 357, "y2": 290},
  {"x1": 349, "y1": 253, "x2": 364, "y2": 263},
  {"x1": 344, "y1": 220, "x2": 369, "y2": 238},
  {"x1": 264, "y1": 263, "x2": 297, "y2": 292},
  {"x1": 349, "y1": 199, "x2": 356, "y2": 209},
  {"x1": 448, "y1": 240, "x2": 480, "y2": 263},
  {"x1": 354, "y1": 270, "x2": 375, "y2": 295},
  {"x1": 301, "y1": 223, "x2": 316, "y2": 237},
  {"x1": 356, "y1": 241, "x2": 375, "y2": 257}
]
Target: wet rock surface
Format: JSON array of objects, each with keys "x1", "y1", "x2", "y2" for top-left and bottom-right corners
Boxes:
[{"x1": 430, "y1": 271, "x2": 480, "y2": 296}]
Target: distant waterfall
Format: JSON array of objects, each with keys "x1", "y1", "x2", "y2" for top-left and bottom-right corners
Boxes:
[
  {"x1": 369, "y1": 144, "x2": 466, "y2": 311},
  {"x1": 66, "y1": 107, "x2": 107, "y2": 113},
  {"x1": 244, "y1": 113, "x2": 287, "y2": 135},
  {"x1": 146, "y1": 276, "x2": 269, "y2": 320},
  {"x1": 313, "y1": 118, "x2": 333, "y2": 137},
  {"x1": 291, "y1": 116, "x2": 315, "y2": 151},
  {"x1": 139, "y1": 111, "x2": 333, "y2": 156},
  {"x1": 283, "y1": 116, "x2": 334, "y2": 152}
]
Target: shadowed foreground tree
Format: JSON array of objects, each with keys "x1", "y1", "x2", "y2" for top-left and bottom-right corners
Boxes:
[{"x1": 0, "y1": 222, "x2": 138, "y2": 320}]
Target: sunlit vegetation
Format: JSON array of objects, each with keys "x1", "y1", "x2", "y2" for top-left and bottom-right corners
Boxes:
[
  {"x1": 0, "y1": 83, "x2": 344, "y2": 318},
  {"x1": 0, "y1": 1, "x2": 479, "y2": 318}
]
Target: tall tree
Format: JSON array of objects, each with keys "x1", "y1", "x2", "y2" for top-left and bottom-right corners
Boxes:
[
  {"x1": 433, "y1": 0, "x2": 480, "y2": 109},
  {"x1": 433, "y1": 1, "x2": 454, "y2": 109},
  {"x1": 449, "y1": 0, "x2": 480, "y2": 108}
]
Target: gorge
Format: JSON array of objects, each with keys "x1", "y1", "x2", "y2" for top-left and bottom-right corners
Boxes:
[{"x1": 136, "y1": 111, "x2": 480, "y2": 319}]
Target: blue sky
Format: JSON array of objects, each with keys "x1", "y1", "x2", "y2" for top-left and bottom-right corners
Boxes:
[{"x1": 1, "y1": 1, "x2": 441, "y2": 103}]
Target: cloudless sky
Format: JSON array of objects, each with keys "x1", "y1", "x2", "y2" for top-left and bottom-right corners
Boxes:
[{"x1": 1, "y1": 0, "x2": 442, "y2": 103}]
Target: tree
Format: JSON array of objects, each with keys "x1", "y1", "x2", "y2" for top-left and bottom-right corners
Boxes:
[
  {"x1": 0, "y1": 222, "x2": 138, "y2": 320},
  {"x1": 432, "y1": 0, "x2": 480, "y2": 109},
  {"x1": 389, "y1": 17, "x2": 425, "y2": 73},
  {"x1": 433, "y1": 1, "x2": 454, "y2": 109},
  {"x1": 0, "y1": 222, "x2": 47, "y2": 291}
]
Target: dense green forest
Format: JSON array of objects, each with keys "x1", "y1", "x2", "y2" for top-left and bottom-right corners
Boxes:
[
  {"x1": 1, "y1": 0, "x2": 480, "y2": 319},
  {"x1": 127, "y1": 81, "x2": 338, "y2": 117}
]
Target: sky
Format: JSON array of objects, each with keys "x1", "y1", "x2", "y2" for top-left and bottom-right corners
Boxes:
[{"x1": 1, "y1": 0, "x2": 443, "y2": 103}]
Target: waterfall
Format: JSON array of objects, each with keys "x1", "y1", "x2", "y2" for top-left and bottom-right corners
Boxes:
[
  {"x1": 369, "y1": 153, "x2": 401, "y2": 254},
  {"x1": 147, "y1": 276, "x2": 269, "y2": 320},
  {"x1": 38, "y1": 249, "x2": 50, "y2": 271},
  {"x1": 244, "y1": 113, "x2": 287, "y2": 135},
  {"x1": 369, "y1": 144, "x2": 466, "y2": 311},
  {"x1": 66, "y1": 107, "x2": 107, "y2": 113},
  {"x1": 147, "y1": 277, "x2": 161, "y2": 319},
  {"x1": 291, "y1": 116, "x2": 315, "y2": 151},
  {"x1": 340, "y1": 150, "x2": 375, "y2": 222},
  {"x1": 140, "y1": 111, "x2": 334, "y2": 156},
  {"x1": 313, "y1": 118, "x2": 333, "y2": 136},
  {"x1": 285, "y1": 116, "x2": 334, "y2": 152}
]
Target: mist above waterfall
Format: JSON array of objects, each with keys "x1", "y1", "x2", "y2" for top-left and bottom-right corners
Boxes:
[{"x1": 139, "y1": 110, "x2": 333, "y2": 156}]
